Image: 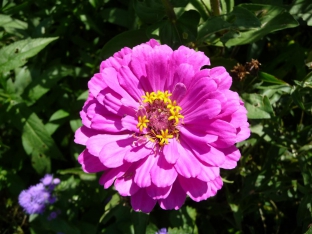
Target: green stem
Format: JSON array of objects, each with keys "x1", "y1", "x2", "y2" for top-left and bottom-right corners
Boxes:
[
  {"x1": 210, "y1": 0, "x2": 221, "y2": 16},
  {"x1": 161, "y1": 0, "x2": 177, "y2": 23}
]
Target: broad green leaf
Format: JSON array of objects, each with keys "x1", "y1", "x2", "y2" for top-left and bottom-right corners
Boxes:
[
  {"x1": 258, "y1": 72, "x2": 288, "y2": 85},
  {"x1": 133, "y1": 0, "x2": 165, "y2": 24},
  {"x1": 0, "y1": 14, "x2": 27, "y2": 30},
  {"x1": 100, "y1": 29, "x2": 149, "y2": 60},
  {"x1": 290, "y1": 0, "x2": 312, "y2": 26},
  {"x1": 223, "y1": 4, "x2": 299, "y2": 46},
  {"x1": 0, "y1": 37, "x2": 58, "y2": 73},
  {"x1": 45, "y1": 109, "x2": 70, "y2": 135},
  {"x1": 102, "y1": 8, "x2": 132, "y2": 28},
  {"x1": 198, "y1": 6, "x2": 261, "y2": 45},
  {"x1": 241, "y1": 93, "x2": 274, "y2": 119},
  {"x1": 9, "y1": 103, "x2": 64, "y2": 174},
  {"x1": 22, "y1": 65, "x2": 73, "y2": 104},
  {"x1": 220, "y1": 0, "x2": 234, "y2": 14},
  {"x1": 132, "y1": 212, "x2": 149, "y2": 234}
]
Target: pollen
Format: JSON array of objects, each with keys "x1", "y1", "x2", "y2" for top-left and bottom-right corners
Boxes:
[
  {"x1": 137, "y1": 115, "x2": 149, "y2": 132},
  {"x1": 168, "y1": 108, "x2": 184, "y2": 124},
  {"x1": 137, "y1": 90, "x2": 183, "y2": 146},
  {"x1": 156, "y1": 129, "x2": 173, "y2": 145}
]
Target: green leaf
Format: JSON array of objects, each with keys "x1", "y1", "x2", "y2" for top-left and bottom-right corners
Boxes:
[
  {"x1": 0, "y1": 37, "x2": 58, "y2": 73},
  {"x1": 290, "y1": 0, "x2": 312, "y2": 26},
  {"x1": 132, "y1": 211, "x2": 149, "y2": 234},
  {"x1": 258, "y1": 72, "x2": 289, "y2": 85},
  {"x1": 22, "y1": 65, "x2": 73, "y2": 104},
  {"x1": 133, "y1": 0, "x2": 165, "y2": 24},
  {"x1": 9, "y1": 103, "x2": 64, "y2": 174},
  {"x1": 198, "y1": 5, "x2": 261, "y2": 46},
  {"x1": 100, "y1": 29, "x2": 149, "y2": 60},
  {"x1": 0, "y1": 14, "x2": 27, "y2": 30},
  {"x1": 102, "y1": 8, "x2": 132, "y2": 28},
  {"x1": 223, "y1": 4, "x2": 299, "y2": 46},
  {"x1": 45, "y1": 109, "x2": 70, "y2": 135},
  {"x1": 241, "y1": 93, "x2": 274, "y2": 119}
]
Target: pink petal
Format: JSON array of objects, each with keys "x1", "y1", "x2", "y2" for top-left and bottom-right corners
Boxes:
[
  {"x1": 146, "y1": 184, "x2": 172, "y2": 199},
  {"x1": 88, "y1": 73, "x2": 107, "y2": 98},
  {"x1": 219, "y1": 146, "x2": 241, "y2": 169},
  {"x1": 179, "y1": 176, "x2": 211, "y2": 202},
  {"x1": 78, "y1": 149, "x2": 108, "y2": 173},
  {"x1": 169, "y1": 63, "x2": 194, "y2": 91},
  {"x1": 99, "y1": 163, "x2": 131, "y2": 189},
  {"x1": 179, "y1": 126, "x2": 217, "y2": 145},
  {"x1": 150, "y1": 152, "x2": 178, "y2": 187},
  {"x1": 145, "y1": 44, "x2": 173, "y2": 91},
  {"x1": 118, "y1": 66, "x2": 145, "y2": 101},
  {"x1": 145, "y1": 39, "x2": 160, "y2": 48},
  {"x1": 86, "y1": 134, "x2": 125, "y2": 157},
  {"x1": 206, "y1": 119, "x2": 236, "y2": 147},
  {"x1": 171, "y1": 82, "x2": 187, "y2": 103},
  {"x1": 124, "y1": 142, "x2": 153, "y2": 163},
  {"x1": 74, "y1": 126, "x2": 99, "y2": 145},
  {"x1": 172, "y1": 46, "x2": 210, "y2": 72},
  {"x1": 134, "y1": 155, "x2": 157, "y2": 188},
  {"x1": 131, "y1": 189, "x2": 157, "y2": 213},
  {"x1": 183, "y1": 99, "x2": 221, "y2": 123},
  {"x1": 99, "y1": 136, "x2": 135, "y2": 168},
  {"x1": 197, "y1": 164, "x2": 220, "y2": 182},
  {"x1": 100, "y1": 47, "x2": 132, "y2": 72},
  {"x1": 195, "y1": 145, "x2": 226, "y2": 167},
  {"x1": 163, "y1": 138, "x2": 180, "y2": 164},
  {"x1": 174, "y1": 140, "x2": 202, "y2": 178},
  {"x1": 114, "y1": 177, "x2": 139, "y2": 196},
  {"x1": 209, "y1": 67, "x2": 232, "y2": 90},
  {"x1": 158, "y1": 181, "x2": 186, "y2": 210}
]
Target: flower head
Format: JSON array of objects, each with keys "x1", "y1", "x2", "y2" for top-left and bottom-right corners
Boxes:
[
  {"x1": 75, "y1": 39, "x2": 250, "y2": 213},
  {"x1": 19, "y1": 174, "x2": 60, "y2": 214}
]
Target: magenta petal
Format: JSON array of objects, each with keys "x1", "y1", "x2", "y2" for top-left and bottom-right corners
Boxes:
[
  {"x1": 219, "y1": 146, "x2": 241, "y2": 169},
  {"x1": 210, "y1": 67, "x2": 232, "y2": 90},
  {"x1": 88, "y1": 73, "x2": 107, "y2": 98},
  {"x1": 131, "y1": 189, "x2": 157, "y2": 213},
  {"x1": 179, "y1": 176, "x2": 211, "y2": 202},
  {"x1": 78, "y1": 149, "x2": 108, "y2": 173},
  {"x1": 206, "y1": 119, "x2": 236, "y2": 147},
  {"x1": 183, "y1": 99, "x2": 221, "y2": 123},
  {"x1": 118, "y1": 66, "x2": 145, "y2": 101},
  {"x1": 197, "y1": 164, "x2": 220, "y2": 182},
  {"x1": 163, "y1": 138, "x2": 180, "y2": 164},
  {"x1": 159, "y1": 181, "x2": 186, "y2": 210},
  {"x1": 114, "y1": 177, "x2": 139, "y2": 196},
  {"x1": 124, "y1": 142, "x2": 153, "y2": 163},
  {"x1": 195, "y1": 145, "x2": 226, "y2": 167},
  {"x1": 99, "y1": 136, "x2": 135, "y2": 168},
  {"x1": 172, "y1": 46, "x2": 210, "y2": 72},
  {"x1": 99, "y1": 163, "x2": 131, "y2": 188},
  {"x1": 171, "y1": 82, "x2": 187, "y2": 103},
  {"x1": 170, "y1": 63, "x2": 194, "y2": 90},
  {"x1": 150, "y1": 152, "x2": 178, "y2": 187},
  {"x1": 134, "y1": 155, "x2": 157, "y2": 188},
  {"x1": 146, "y1": 184, "x2": 172, "y2": 199},
  {"x1": 75, "y1": 126, "x2": 99, "y2": 146},
  {"x1": 174, "y1": 140, "x2": 202, "y2": 178}
]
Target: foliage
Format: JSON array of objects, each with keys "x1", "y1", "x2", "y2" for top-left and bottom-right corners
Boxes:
[{"x1": 0, "y1": 0, "x2": 311, "y2": 233}]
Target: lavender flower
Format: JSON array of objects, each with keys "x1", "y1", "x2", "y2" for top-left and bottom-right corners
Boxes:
[
  {"x1": 155, "y1": 228, "x2": 167, "y2": 234},
  {"x1": 18, "y1": 174, "x2": 60, "y2": 215}
]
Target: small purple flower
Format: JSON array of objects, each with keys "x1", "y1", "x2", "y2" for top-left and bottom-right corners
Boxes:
[
  {"x1": 18, "y1": 174, "x2": 61, "y2": 215},
  {"x1": 41, "y1": 174, "x2": 53, "y2": 186},
  {"x1": 155, "y1": 228, "x2": 167, "y2": 234},
  {"x1": 47, "y1": 211, "x2": 58, "y2": 220},
  {"x1": 18, "y1": 184, "x2": 50, "y2": 214}
]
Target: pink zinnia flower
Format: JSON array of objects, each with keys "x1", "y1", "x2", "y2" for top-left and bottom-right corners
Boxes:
[{"x1": 75, "y1": 39, "x2": 250, "y2": 213}]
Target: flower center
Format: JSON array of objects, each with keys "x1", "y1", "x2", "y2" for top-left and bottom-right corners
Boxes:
[{"x1": 137, "y1": 91, "x2": 183, "y2": 146}]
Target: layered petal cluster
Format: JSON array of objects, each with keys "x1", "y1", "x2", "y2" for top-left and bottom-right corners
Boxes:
[{"x1": 75, "y1": 39, "x2": 250, "y2": 213}]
